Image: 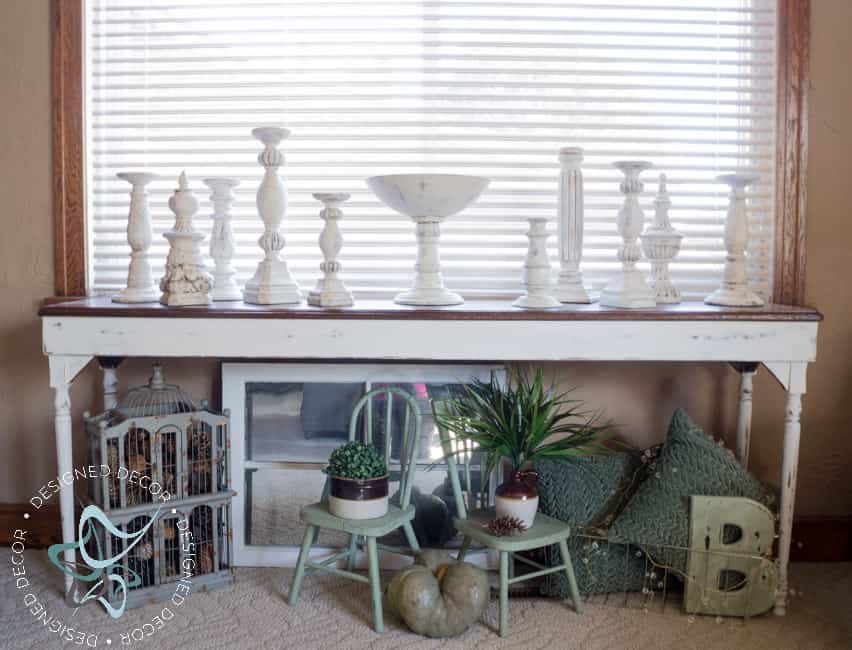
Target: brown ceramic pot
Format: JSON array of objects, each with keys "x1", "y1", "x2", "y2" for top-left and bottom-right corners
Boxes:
[{"x1": 494, "y1": 470, "x2": 539, "y2": 528}]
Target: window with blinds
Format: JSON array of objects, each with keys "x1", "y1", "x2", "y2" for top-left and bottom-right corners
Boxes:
[{"x1": 86, "y1": 0, "x2": 777, "y2": 300}]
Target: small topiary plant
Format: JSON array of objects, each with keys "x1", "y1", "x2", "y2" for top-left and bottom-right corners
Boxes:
[{"x1": 325, "y1": 441, "x2": 387, "y2": 480}]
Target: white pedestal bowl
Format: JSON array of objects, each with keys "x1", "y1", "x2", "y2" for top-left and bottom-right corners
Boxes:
[{"x1": 366, "y1": 173, "x2": 489, "y2": 306}]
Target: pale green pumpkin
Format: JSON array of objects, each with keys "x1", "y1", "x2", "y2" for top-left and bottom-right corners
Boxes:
[{"x1": 386, "y1": 550, "x2": 490, "y2": 638}]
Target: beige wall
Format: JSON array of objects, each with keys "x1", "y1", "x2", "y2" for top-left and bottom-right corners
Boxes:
[{"x1": 1, "y1": 0, "x2": 850, "y2": 518}]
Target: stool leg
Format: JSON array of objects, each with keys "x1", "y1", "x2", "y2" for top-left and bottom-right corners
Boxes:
[
  {"x1": 402, "y1": 522, "x2": 421, "y2": 553},
  {"x1": 558, "y1": 538, "x2": 582, "y2": 614},
  {"x1": 458, "y1": 535, "x2": 472, "y2": 561},
  {"x1": 366, "y1": 536, "x2": 384, "y2": 633},
  {"x1": 288, "y1": 524, "x2": 316, "y2": 605},
  {"x1": 499, "y1": 550, "x2": 509, "y2": 637},
  {"x1": 347, "y1": 534, "x2": 358, "y2": 571}
]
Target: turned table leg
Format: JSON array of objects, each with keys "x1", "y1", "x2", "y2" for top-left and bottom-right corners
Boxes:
[
  {"x1": 775, "y1": 390, "x2": 802, "y2": 615},
  {"x1": 97, "y1": 356, "x2": 123, "y2": 410},
  {"x1": 731, "y1": 362, "x2": 759, "y2": 467},
  {"x1": 48, "y1": 355, "x2": 91, "y2": 593}
]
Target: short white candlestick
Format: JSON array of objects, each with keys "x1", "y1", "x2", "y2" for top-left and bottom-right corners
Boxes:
[
  {"x1": 204, "y1": 177, "x2": 242, "y2": 301},
  {"x1": 243, "y1": 126, "x2": 302, "y2": 305},
  {"x1": 705, "y1": 173, "x2": 764, "y2": 307},
  {"x1": 113, "y1": 171, "x2": 160, "y2": 303},
  {"x1": 308, "y1": 192, "x2": 354, "y2": 307},
  {"x1": 554, "y1": 147, "x2": 591, "y2": 303},
  {"x1": 513, "y1": 217, "x2": 560, "y2": 309},
  {"x1": 600, "y1": 160, "x2": 656, "y2": 309},
  {"x1": 640, "y1": 173, "x2": 683, "y2": 304},
  {"x1": 159, "y1": 172, "x2": 212, "y2": 307}
]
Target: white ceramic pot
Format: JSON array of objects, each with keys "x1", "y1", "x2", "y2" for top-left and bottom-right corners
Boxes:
[{"x1": 495, "y1": 494, "x2": 539, "y2": 529}]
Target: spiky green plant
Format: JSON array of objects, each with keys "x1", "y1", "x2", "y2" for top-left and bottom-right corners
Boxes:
[
  {"x1": 435, "y1": 369, "x2": 611, "y2": 481},
  {"x1": 325, "y1": 441, "x2": 387, "y2": 480}
]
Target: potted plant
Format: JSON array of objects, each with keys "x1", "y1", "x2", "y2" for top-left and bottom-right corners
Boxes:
[
  {"x1": 325, "y1": 441, "x2": 389, "y2": 519},
  {"x1": 436, "y1": 369, "x2": 610, "y2": 528}
]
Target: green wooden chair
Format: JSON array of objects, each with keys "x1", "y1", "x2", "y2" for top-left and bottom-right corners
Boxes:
[
  {"x1": 435, "y1": 405, "x2": 583, "y2": 638},
  {"x1": 287, "y1": 387, "x2": 423, "y2": 633}
]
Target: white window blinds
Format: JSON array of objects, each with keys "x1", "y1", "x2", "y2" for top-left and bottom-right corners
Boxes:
[{"x1": 87, "y1": 0, "x2": 777, "y2": 300}]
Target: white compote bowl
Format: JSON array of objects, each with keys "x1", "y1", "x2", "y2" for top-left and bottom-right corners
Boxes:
[{"x1": 366, "y1": 173, "x2": 489, "y2": 305}]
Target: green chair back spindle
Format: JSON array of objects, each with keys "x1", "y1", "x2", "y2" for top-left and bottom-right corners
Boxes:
[{"x1": 348, "y1": 387, "x2": 421, "y2": 509}]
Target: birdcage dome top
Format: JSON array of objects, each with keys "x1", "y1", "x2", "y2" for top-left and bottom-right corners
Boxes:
[{"x1": 117, "y1": 364, "x2": 199, "y2": 417}]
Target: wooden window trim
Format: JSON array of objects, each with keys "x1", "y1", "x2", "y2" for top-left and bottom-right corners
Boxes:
[{"x1": 51, "y1": 0, "x2": 812, "y2": 305}]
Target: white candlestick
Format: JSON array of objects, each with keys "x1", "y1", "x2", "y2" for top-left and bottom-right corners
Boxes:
[
  {"x1": 113, "y1": 171, "x2": 160, "y2": 303},
  {"x1": 600, "y1": 160, "x2": 656, "y2": 309},
  {"x1": 513, "y1": 217, "x2": 560, "y2": 309},
  {"x1": 554, "y1": 147, "x2": 591, "y2": 303},
  {"x1": 641, "y1": 174, "x2": 683, "y2": 304},
  {"x1": 204, "y1": 177, "x2": 242, "y2": 301},
  {"x1": 308, "y1": 192, "x2": 354, "y2": 307},
  {"x1": 705, "y1": 174, "x2": 764, "y2": 306},
  {"x1": 159, "y1": 172, "x2": 212, "y2": 306},
  {"x1": 243, "y1": 126, "x2": 301, "y2": 304}
]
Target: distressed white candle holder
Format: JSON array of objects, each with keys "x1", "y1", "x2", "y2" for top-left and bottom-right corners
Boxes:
[
  {"x1": 554, "y1": 147, "x2": 591, "y2": 303},
  {"x1": 243, "y1": 126, "x2": 301, "y2": 305},
  {"x1": 113, "y1": 171, "x2": 160, "y2": 303},
  {"x1": 159, "y1": 172, "x2": 212, "y2": 307},
  {"x1": 705, "y1": 174, "x2": 764, "y2": 307},
  {"x1": 600, "y1": 160, "x2": 656, "y2": 309},
  {"x1": 640, "y1": 174, "x2": 683, "y2": 304},
  {"x1": 204, "y1": 176, "x2": 242, "y2": 301},
  {"x1": 366, "y1": 173, "x2": 488, "y2": 306},
  {"x1": 513, "y1": 217, "x2": 560, "y2": 309},
  {"x1": 308, "y1": 192, "x2": 354, "y2": 308}
]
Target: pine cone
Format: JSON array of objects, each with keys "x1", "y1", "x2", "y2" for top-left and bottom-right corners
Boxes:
[{"x1": 486, "y1": 515, "x2": 527, "y2": 537}]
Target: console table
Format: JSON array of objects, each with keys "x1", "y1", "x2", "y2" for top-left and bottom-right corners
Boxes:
[{"x1": 39, "y1": 298, "x2": 821, "y2": 615}]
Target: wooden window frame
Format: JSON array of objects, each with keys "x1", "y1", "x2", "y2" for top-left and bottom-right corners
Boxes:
[{"x1": 51, "y1": 0, "x2": 812, "y2": 304}]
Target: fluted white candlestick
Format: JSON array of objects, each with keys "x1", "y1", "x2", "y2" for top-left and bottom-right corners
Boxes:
[
  {"x1": 554, "y1": 147, "x2": 591, "y2": 303},
  {"x1": 113, "y1": 171, "x2": 160, "y2": 303},
  {"x1": 243, "y1": 126, "x2": 301, "y2": 304},
  {"x1": 705, "y1": 174, "x2": 764, "y2": 306},
  {"x1": 204, "y1": 177, "x2": 242, "y2": 301},
  {"x1": 308, "y1": 192, "x2": 354, "y2": 307},
  {"x1": 600, "y1": 160, "x2": 656, "y2": 309}
]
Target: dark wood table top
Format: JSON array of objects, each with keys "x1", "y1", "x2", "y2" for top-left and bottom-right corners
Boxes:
[{"x1": 39, "y1": 297, "x2": 823, "y2": 322}]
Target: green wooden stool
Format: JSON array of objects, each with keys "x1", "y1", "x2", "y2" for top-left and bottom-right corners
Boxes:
[
  {"x1": 287, "y1": 387, "x2": 423, "y2": 633},
  {"x1": 437, "y1": 410, "x2": 583, "y2": 637}
]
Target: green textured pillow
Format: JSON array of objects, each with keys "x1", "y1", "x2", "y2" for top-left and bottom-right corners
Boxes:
[
  {"x1": 534, "y1": 454, "x2": 649, "y2": 596},
  {"x1": 609, "y1": 409, "x2": 777, "y2": 572}
]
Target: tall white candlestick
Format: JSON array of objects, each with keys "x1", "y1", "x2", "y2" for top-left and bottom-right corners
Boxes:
[
  {"x1": 204, "y1": 177, "x2": 242, "y2": 301},
  {"x1": 308, "y1": 192, "x2": 354, "y2": 307},
  {"x1": 705, "y1": 174, "x2": 764, "y2": 306},
  {"x1": 243, "y1": 126, "x2": 301, "y2": 304},
  {"x1": 600, "y1": 160, "x2": 656, "y2": 309},
  {"x1": 554, "y1": 147, "x2": 591, "y2": 303},
  {"x1": 113, "y1": 171, "x2": 160, "y2": 303}
]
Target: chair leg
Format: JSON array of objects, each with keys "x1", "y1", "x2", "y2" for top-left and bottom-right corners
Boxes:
[
  {"x1": 558, "y1": 539, "x2": 582, "y2": 614},
  {"x1": 347, "y1": 534, "x2": 358, "y2": 571},
  {"x1": 366, "y1": 536, "x2": 384, "y2": 633},
  {"x1": 402, "y1": 522, "x2": 421, "y2": 553},
  {"x1": 499, "y1": 550, "x2": 509, "y2": 637},
  {"x1": 288, "y1": 524, "x2": 316, "y2": 606},
  {"x1": 457, "y1": 535, "x2": 472, "y2": 562}
]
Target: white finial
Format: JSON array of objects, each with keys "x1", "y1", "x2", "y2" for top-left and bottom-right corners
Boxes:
[
  {"x1": 658, "y1": 173, "x2": 667, "y2": 194},
  {"x1": 178, "y1": 171, "x2": 188, "y2": 191}
]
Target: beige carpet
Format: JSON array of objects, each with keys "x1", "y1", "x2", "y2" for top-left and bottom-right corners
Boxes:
[{"x1": 2, "y1": 551, "x2": 851, "y2": 649}]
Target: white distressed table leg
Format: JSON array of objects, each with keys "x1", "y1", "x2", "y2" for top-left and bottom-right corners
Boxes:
[
  {"x1": 48, "y1": 354, "x2": 92, "y2": 592},
  {"x1": 775, "y1": 389, "x2": 802, "y2": 615},
  {"x1": 732, "y1": 363, "x2": 758, "y2": 466}
]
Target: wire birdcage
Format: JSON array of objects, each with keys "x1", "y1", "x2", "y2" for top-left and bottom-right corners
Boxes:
[{"x1": 82, "y1": 363, "x2": 234, "y2": 608}]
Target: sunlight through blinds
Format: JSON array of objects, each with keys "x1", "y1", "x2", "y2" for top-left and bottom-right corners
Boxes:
[{"x1": 86, "y1": 0, "x2": 777, "y2": 300}]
